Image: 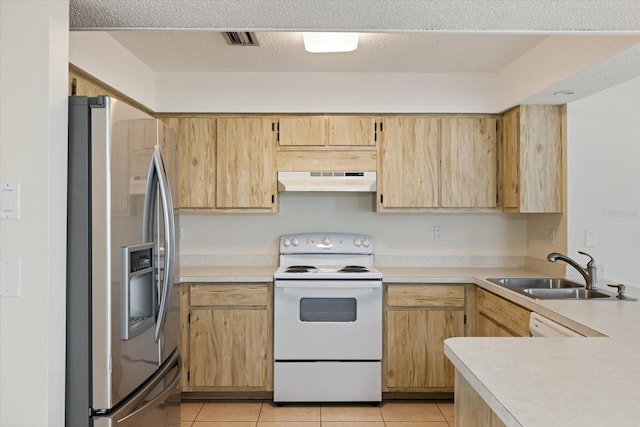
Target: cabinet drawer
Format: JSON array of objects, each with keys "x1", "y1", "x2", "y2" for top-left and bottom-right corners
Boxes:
[
  {"x1": 476, "y1": 288, "x2": 530, "y2": 337},
  {"x1": 190, "y1": 284, "x2": 269, "y2": 307},
  {"x1": 387, "y1": 285, "x2": 465, "y2": 308}
]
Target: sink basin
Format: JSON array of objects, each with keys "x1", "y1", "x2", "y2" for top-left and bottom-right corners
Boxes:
[
  {"x1": 522, "y1": 288, "x2": 611, "y2": 300},
  {"x1": 487, "y1": 278, "x2": 583, "y2": 290}
]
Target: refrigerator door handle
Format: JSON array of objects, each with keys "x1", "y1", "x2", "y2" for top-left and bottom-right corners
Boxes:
[{"x1": 142, "y1": 145, "x2": 176, "y2": 343}]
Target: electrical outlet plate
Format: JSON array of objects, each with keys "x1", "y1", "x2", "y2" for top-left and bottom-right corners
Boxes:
[
  {"x1": 1, "y1": 182, "x2": 21, "y2": 219},
  {"x1": 0, "y1": 257, "x2": 22, "y2": 297},
  {"x1": 434, "y1": 226, "x2": 443, "y2": 241},
  {"x1": 585, "y1": 229, "x2": 597, "y2": 248}
]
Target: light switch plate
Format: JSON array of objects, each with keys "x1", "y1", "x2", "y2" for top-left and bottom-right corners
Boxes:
[
  {"x1": 0, "y1": 257, "x2": 22, "y2": 297},
  {"x1": 1, "y1": 182, "x2": 21, "y2": 219},
  {"x1": 585, "y1": 229, "x2": 597, "y2": 248}
]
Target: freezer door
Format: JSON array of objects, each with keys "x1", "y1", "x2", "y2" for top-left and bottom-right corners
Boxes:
[{"x1": 94, "y1": 351, "x2": 181, "y2": 427}]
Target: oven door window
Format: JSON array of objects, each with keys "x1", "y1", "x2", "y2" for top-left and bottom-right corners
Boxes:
[{"x1": 299, "y1": 298, "x2": 357, "y2": 322}]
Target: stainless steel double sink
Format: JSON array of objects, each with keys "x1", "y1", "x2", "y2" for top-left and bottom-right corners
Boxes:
[{"x1": 486, "y1": 278, "x2": 611, "y2": 300}]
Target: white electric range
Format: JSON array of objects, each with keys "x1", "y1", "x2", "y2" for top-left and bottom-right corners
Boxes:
[{"x1": 273, "y1": 233, "x2": 383, "y2": 403}]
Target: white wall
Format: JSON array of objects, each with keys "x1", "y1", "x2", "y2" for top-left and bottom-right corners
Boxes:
[
  {"x1": 567, "y1": 76, "x2": 640, "y2": 285},
  {"x1": 0, "y1": 2, "x2": 68, "y2": 426},
  {"x1": 155, "y1": 71, "x2": 500, "y2": 113},
  {"x1": 180, "y1": 193, "x2": 527, "y2": 263},
  {"x1": 69, "y1": 31, "x2": 156, "y2": 109}
]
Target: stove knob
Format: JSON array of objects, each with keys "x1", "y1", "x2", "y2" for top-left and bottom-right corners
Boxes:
[
  {"x1": 362, "y1": 238, "x2": 370, "y2": 248},
  {"x1": 322, "y1": 237, "x2": 331, "y2": 246},
  {"x1": 292, "y1": 237, "x2": 300, "y2": 246},
  {"x1": 353, "y1": 238, "x2": 362, "y2": 247},
  {"x1": 283, "y1": 238, "x2": 291, "y2": 247}
]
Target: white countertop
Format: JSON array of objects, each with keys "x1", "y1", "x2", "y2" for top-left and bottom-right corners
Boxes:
[{"x1": 179, "y1": 263, "x2": 640, "y2": 425}]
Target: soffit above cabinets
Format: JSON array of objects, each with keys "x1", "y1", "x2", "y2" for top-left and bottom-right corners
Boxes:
[{"x1": 105, "y1": 31, "x2": 547, "y2": 74}]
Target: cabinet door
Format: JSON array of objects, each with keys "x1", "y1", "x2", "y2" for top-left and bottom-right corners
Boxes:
[
  {"x1": 278, "y1": 116, "x2": 326, "y2": 146},
  {"x1": 441, "y1": 117, "x2": 497, "y2": 208},
  {"x1": 475, "y1": 288, "x2": 530, "y2": 337},
  {"x1": 379, "y1": 117, "x2": 439, "y2": 208},
  {"x1": 502, "y1": 109, "x2": 520, "y2": 210},
  {"x1": 216, "y1": 117, "x2": 276, "y2": 209},
  {"x1": 519, "y1": 105, "x2": 562, "y2": 213},
  {"x1": 189, "y1": 308, "x2": 269, "y2": 388},
  {"x1": 386, "y1": 309, "x2": 464, "y2": 388},
  {"x1": 328, "y1": 117, "x2": 377, "y2": 146},
  {"x1": 176, "y1": 118, "x2": 216, "y2": 209}
]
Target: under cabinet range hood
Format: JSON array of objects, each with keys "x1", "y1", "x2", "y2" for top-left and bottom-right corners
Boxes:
[{"x1": 277, "y1": 171, "x2": 377, "y2": 192}]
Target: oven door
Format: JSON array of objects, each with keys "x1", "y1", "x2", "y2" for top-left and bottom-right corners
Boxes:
[{"x1": 274, "y1": 280, "x2": 382, "y2": 360}]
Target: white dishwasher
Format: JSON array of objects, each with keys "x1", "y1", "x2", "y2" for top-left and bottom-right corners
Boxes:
[{"x1": 529, "y1": 312, "x2": 583, "y2": 337}]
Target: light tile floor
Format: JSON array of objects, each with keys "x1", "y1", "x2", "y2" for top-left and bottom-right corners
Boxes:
[{"x1": 180, "y1": 400, "x2": 454, "y2": 427}]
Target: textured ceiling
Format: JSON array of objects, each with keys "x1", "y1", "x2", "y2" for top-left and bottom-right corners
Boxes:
[
  {"x1": 70, "y1": 0, "x2": 640, "y2": 32},
  {"x1": 106, "y1": 31, "x2": 547, "y2": 73},
  {"x1": 69, "y1": 0, "x2": 640, "y2": 106}
]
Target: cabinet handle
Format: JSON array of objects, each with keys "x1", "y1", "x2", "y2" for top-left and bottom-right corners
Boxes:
[
  {"x1": 272, "y1": 194, "x2": 275, "y2": 204},
  {"x1": 380, "y1": 194, "x2": 384, "y2": 204}
]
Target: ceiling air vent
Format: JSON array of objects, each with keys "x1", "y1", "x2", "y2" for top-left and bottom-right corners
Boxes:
[{"x1": 222, "y1": 32, "x2": 259, "y2": 46}]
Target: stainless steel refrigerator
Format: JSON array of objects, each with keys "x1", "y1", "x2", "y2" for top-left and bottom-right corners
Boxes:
[{"x1": 66, "y1": 96, "x2": 181, "y2": 427}]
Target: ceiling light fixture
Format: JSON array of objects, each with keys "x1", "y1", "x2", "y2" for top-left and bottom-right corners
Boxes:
[
  {"x1": 553, "y1": 90, "x2": 576, "y2": 96},
  {"x1": 303, "y1": 32, "x2": 359, "y2": 53}
]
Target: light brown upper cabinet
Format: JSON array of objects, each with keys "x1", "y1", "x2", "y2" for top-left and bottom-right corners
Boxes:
[
  {"x1": 502, "y1": 105, "x2": 562, "y2": 213},
  {"x1": 277, "y1": 116, "x2": 378, "y2": 148},
  {"x1": 441, "y1": 117, "x2": 498, "y2": 208},
  {"x1": 328, "y1": 117, "x2": 377, "y2": 146},
  {"x1": 164, "y1": 117, "x2": 216, "y2": 210},
  {"x1": 216, "y1": 117, "x2": 277, "y2": 211},
  {"x1": 278, "y1": 116, "x2": 326, "y2": 146},
  {"x1": 377, "y1": 117, "x2": 440, "y2": 210}
]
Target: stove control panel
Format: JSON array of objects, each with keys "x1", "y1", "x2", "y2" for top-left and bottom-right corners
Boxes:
[{"x1": 279, "y1": 233, "x2": 374, "y2": 254}]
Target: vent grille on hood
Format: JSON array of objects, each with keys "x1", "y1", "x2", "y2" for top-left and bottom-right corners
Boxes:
[
  {"x1": 222, "y1": 32, "x2": 259, "y2": 46},
  {"x1": 277, "y1": 171, "x2": 377, "y2": 192}
]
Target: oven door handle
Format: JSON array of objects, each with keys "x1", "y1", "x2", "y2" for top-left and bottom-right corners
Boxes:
[{"x1": 275, "y1": 281, "x2": 382, "y2": 289}]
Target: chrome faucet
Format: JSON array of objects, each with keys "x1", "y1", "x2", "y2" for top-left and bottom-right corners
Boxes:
[{"x1": 547, "y1": 251, "x2": 598, "y2": 290}]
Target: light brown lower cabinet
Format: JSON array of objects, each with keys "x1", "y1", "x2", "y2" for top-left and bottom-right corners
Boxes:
[
  {"x1": 455, "y1": 371, "x2": 507, "y2": 427},
  {"x1": 475, "y1": 288, "x2": 531, "y2": 337},
  {"x1": 384, "y1": 284, "x2": 467, "y2": 392},
  {"x1": 181, "y1": 283, "x2": 272, "y2": 392}
]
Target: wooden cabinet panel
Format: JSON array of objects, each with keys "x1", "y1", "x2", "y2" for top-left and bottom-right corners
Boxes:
[
  {"x1": 455, "y1": 372, "x2": 507, "y2": 427},
  {"x1": 387, "y1": 285, "x2": 465, "y2": 308},
  {"x1": 441, "y1": 117, "x2": 498, "y2": 208},
  {"x1": 328, "y1": 117, "x2": 377, "y2": 146},
  {"x1": 176, "y1": 118, "x2": 216, "y2": 209},
  {"x1": 190, "y1": 284, "x2": 268, "y2": 307},
  {"x1": 386, "y1": 309, "x2": 463, "y2": 389},
  {"x1": 181, "y1": 283, "x2": 273, "y2": 392},
  {"x1": 475, "y1": 288, "x2": 530, "y2": 337},
  {"x1": 279, "y1": 116, "x2": 326, "y2": 146},
  {"x1": 501, "y1": 109, "x2": 520, "y2": 210},
  {"x1": 501, "y1": 106, "x2": 562, "y2": 213},
  {"x1": 384, "y1": 284, "x2": 466, "y2": 392},
  {"x1": 189, "y1": 308, "x2": 269, "y2": 387},
  {"x1": 519, "y1": 105, "x2": 562, "y2": 212},
  {"x1": 216, "y1": 117, "x2": 276, "y2": 209},
  {"x1": 379, "y1": 117, "x2": 440, "y2": 209}
]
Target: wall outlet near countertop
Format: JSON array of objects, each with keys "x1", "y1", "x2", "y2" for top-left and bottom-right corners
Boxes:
[
  {"x1": 434, "y1": 225, "x2": 443, "y2": 241},
  {"x1": 585, "y1": 229, "x2": 598, "y2": 248},
  {"x1": 548, "y1": 228, "x2": 557, "y2": 246}
]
